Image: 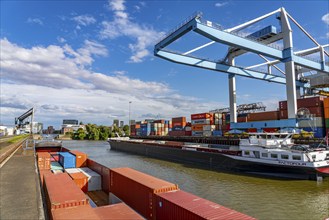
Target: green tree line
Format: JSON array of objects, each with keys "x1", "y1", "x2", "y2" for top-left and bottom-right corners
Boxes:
[{"x1": 71, "y1": 123, "x2": 129, "y2": 140}]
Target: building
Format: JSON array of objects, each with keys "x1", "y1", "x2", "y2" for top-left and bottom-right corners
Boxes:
[
  {"x1": 61, "y1": 119, "x2": 84, "y2": 134},
  {"x1": 120, "y1": 121, "x2": 124, "y2": 128},
  {"x1": 113, "y1": 119, "x2": 119, "y2": 127}
]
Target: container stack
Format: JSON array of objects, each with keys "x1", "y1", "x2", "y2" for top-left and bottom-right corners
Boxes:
[
  {"x1": 191, "y1": 113, "x2": 214, "y2": 136},
  {"x1": 169, "y1": 117, "x2": 189, "y2": 136},
  {"x1": 324, "y1": 98, "x2": 329, "y2": 137},
  {"x1": 152, "y1": 120, "x2": 171, "y2": 136},
  {"x1": 140, "y1": 123, "x2": 151, "y2": 136},
  {"x1": 280, "y1": 97, "x2": 325, "y2": 138}
]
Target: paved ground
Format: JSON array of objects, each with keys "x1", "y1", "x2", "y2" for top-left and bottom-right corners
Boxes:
[{"x1": 0, "y1": 146, "x2": 44, "y2": 220}]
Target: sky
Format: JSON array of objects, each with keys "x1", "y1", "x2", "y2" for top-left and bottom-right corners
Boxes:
[{"x1": 1, "y1": 0, "x2": 328, "y2": 129}]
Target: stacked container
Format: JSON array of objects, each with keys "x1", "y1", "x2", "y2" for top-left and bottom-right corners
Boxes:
[
  {"x1": 169, "y1": 117, "x2": 190, "y2": 136},
  {"x1": 110, "y1": 167, "x2": 178, "y2": 220},
  {"x1": 191, "y1": 113, "x2": 214, "y2": 136},
  {"x1": 70, "y1": 150, "x2": 87, "y2": 168},
  {"x1": 130, "y1": 124, "x2": 136, "y2": 136},
  {"x1": 58, "y1": 152, "x2": 76, "y2": 169},
  {"x1": 37, "y1": 152, "x2": 51, "y2": 170},
  {"x1": 93, "y1": 203, "x2": 144, "y2": 219},
  {"x1": 247, "y1": 111, "x2": 279, "y2": 121},
  {"x1": 324, "y1": 98, "x2": 329, "y2": 138},
  {"x1": 78, "y1": 167, "x2": 102, "y2": 191},
  {"x1": 65, "y1": 168, "x2": 89, "y2": 193},
  {"x1": 140, "y1": 123, "x2": 151, "y2": 136},
  {"x1": 279, "y1": 97, "x2": 325, "y2": 138}
]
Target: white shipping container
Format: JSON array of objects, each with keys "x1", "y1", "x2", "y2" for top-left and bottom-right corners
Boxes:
[
  {"x1": 203, "y1": 125, "x2": 216, "y2": 131},
  {"x1": 214, "y1": 113, "x2": 223, "y2": 120},
  {"x1": 214, "y1": 119, "x2": 223, "y2": 125},
  {"x1": 78, "y1": 167, "x2": 102, "y2": 191},
  {"x1": 65, "y1": 168, "x2": 80, "y2": 174},
  {"x1": 203, "y1": 131, "x2": 212, "y2": 137},
  {"x1": 185, "y1": 126, "x2": 192, "y2": 131},
  {"x1": 191, "y1": 119, "x2": 211, "y2": 125}
]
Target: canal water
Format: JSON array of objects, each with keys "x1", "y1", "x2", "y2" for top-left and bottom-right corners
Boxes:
[{"x1": 63, "y1": 140, "x2": 329, "y2": 220}]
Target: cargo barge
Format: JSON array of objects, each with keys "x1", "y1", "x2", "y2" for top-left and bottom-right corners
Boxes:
[
  {"x1": 108, "y1": 133, "x2": 329, "y2": 180},
  {"x1": 34, "y1": 140, "x2": 255, "y2": 219}
]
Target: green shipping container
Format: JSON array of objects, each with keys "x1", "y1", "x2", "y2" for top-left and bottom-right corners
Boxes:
[{"x1": 326, "y1": 118, "x2": 329, "y2": 128}]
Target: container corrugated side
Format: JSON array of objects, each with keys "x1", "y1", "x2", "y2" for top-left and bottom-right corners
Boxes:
[
  {"x1": 37, "y1": 152, "x2": 51, "y2": 170},
  {"x1": 93, "y1": 203, "x2": 144, "y2": 219},
  {"x1": 51, "y1": 205, "x2": 99, "y2": 220},
  {"x1": 247, "y1": 111, "x2": 279, "y2": 121},
  {"x1": 325, "y1": 107, "x2": 329, "y2": 119},
  {"x1": 44, "y1": 173, "x2": 89, "y2": 212},
  {"x1": 78, "y1": 167, "x2": 102, "y2": 191},
  {"x1": 110, "y1": 167, "x2": 178, "y2": 220},
  {"x1": 155, "y1": 190, "x2": 256, "y2": 220},
  {"x1": 39, "y1": 170, "x2": 52, "y2": 187},
  {"x1": 70, "y1": 150, "x2": 87, "y2": 167},
  {"x1": 87, "y1": 159, "x2": 111, "y2": 193}
]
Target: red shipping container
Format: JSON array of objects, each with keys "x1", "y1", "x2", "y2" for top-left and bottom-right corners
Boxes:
[
  {"x1": 237, "y1": 116, "x2": 248, "y2": 122},
  {"x1": 70, "y1": 150, "x2": 87, "y2": 167},
  {"x1": 280, "y1": 106, "x2": 324, "y2": 119},
  {"x1": 155, "y1": 190, "x2": 256, "y2": 220},
  {"x1": 168, "y1": 131, "x2": 186, "y2": 136},
  {"x1": 185, "y1": 131, "x2": 192, "y2": 136},
  {"x1": 110, "y1": 167, "x2": 178, "y2": 220},
  {"x1": 68, "y1": 172, "x2": 88, "y2": 193},
  {"x1": 325, "y1": 107, "x2": 329, "y2": 119},
  {"x1": 191, "y1": 113, "x2": 212, "y2": 120},
  {"x1": 51, "y1": 205, "x2": 99, "y2": 220},
  {"x1": 37, "y1": 152, "x2": 51, "y2": 170},
  {"x1": 44, "y1": 173, "x2": 89, "y2": 212},
  {"x1": 247, "y1": 111, "x2": 279, "y2": 121},
  {"x1": 94, "y1": 203, "x2": 144, "y2": 219},
  {"x1": 247, "y1": 128, "x2": 257, "y2": 133},
  {"x1": 39, "y1": 170, "x2": 52, "y2": 186},
  {"x1": 279, "y1": 96, "x2": 324, "y2": 110},
  {"x1": 263, "y1": 128, "x2": 279, "y2": 133}
]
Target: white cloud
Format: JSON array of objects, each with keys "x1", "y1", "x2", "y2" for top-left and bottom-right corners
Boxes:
[
  {"x1": 57, "y1": 37, "x2": 66, "y2": 43},
  {"x1": 101, "y1": 0, "x2": 165, "y2": 62},
  {"x1": 27, "y1": 17, "x2": 43, "y2": 25},
  {"x1": 72, "y1": 14, "x2": 96, "y2": 27},
  {"x1": 322, "y1": 13, "x2": 329, "y2": 25},
  {"x1": 0, "y1": 38, "x2": 223, "y2": 127},
  {"x1": 215, "y1": 2, "x2": 228, "y2": 7}
]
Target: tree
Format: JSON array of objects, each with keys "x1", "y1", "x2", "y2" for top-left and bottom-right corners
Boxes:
[
  {"x1": 99, "y1": 126, "x2": 110, "y2": 140},
  {"x1": 122, "y1": 125, "x2": 130, "y2": 136}
]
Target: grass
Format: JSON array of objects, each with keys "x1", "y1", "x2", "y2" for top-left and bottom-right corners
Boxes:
[{"x1": 8, "y1": 134, "x2": 30, "y2": 144}]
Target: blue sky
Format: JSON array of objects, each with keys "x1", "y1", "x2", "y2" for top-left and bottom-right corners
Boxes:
[{"x1": 1, "y1": 0, "x2": 328, "y2": 128}]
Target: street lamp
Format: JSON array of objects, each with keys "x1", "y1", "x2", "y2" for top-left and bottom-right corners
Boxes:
[{"x1": 129, "y1": 101, "x2": 132, "y2": 135}]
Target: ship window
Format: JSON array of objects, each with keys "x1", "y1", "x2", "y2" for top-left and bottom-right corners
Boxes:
[
  {"x1": 244, "y1": 151, "x2": 250, "y2": 156},
  {"x1": 326, "y1": 153, "x2": 329, "y2": 160},
  {"x1": 312, "y1": 155, "x2": 316, "y2": 160},
  {"x1": 292, "y1": 155, "x2": 301, "y2": 160},
  {"x1": 281, "y1": 154, "x2": 289, "y2": 160},
  {"x1": 261, "y1": 153, "x2": 268, "y2": 157},
  {"x1": 271, "y1": 154, "x2": 278, "y2": 159}
]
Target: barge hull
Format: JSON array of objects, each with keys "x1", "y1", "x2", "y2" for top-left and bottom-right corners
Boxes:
[{"x1": 109, "y1": 141, "x2": 328, "y2": 180}]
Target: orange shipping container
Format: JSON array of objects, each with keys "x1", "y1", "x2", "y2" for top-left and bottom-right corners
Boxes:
[
  {"x1": 37, "y1": 152, "x2": 51, "y2": 170},
  {"x1": 191, "y1": 124, "x2": 204, "y2": 131},
  {"x1": 191, "y1": 113, "x2": 212, "y2": 120},
  {"x1": 110, "y1": 167, "x2": 178, "y2": 220},
  {"x1": 68, "y1": 172, "x2": 88, "y2": 193},
  {"x1": 51, "y1": 205, "x2": 99, "y2": 220},
  {"x1": 247, "y1": 111, "x2": 279, "y2": 121},
  {"x1": 94, "y1": 203, "x2": 144, "y2": 219},
  {"x1": 324, "y1": 98, "x2": 329, "y2": 108},
  {"x1": 39, "y1": 170, "x2": 52, "y2": 187},
  {"x1": 325, "y1": 107, "x2": 329, "y2": 119},
  {"x1": 43, "y1": 173, "x2": 89, "y2": 212},
  {"x1": 70, "y1": 150, "x2": 87, "y2": 167}
]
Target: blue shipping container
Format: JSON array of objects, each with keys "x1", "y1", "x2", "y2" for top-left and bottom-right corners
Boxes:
[
  {"x1": 302, "y1": 127, "x2": 326, "y2": 138},
  {"x1": 212, "y1": 130, "x2": 223, "y2": 136},
  {"x1": 58, "y1": 152, "x2": 76, "y2": 169}
]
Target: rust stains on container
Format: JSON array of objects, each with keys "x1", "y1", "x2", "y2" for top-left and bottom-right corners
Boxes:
[
  {"x1": 93, "y1": 203, "x2": 144, "y2": 219},
  {"x1": 110, "y1": 167, "x2": 178, "y2": 220},
  {"x1": 155, "y1": 190, "x2": 256, "y2": 220},
  {"x1": 43, "y1": 173, "x2": 89, "y2": 213},
  {"x1": 51, "y1": 205, "x2": 99, "y2": 220},
  {"x1": 70, "y1": 150, "x2": 87, "y2": 168}
]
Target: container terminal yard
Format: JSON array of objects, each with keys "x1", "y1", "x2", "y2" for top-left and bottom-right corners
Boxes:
[{"x1": 1, "y1": 5, "x2": 329, "y2": 220}]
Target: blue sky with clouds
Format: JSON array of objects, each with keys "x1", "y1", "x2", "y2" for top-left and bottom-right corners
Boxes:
[{"x1": 1, "y1": 0, "x2": 328, "y2": 128}]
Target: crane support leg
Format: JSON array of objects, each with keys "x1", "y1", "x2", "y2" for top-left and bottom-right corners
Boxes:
[
  {"x1": 285, "y1": 60, "x2": 297, "y2": 118},
  {"x1": 228, "y1": 57, "x2": 237, "y2": 123}
]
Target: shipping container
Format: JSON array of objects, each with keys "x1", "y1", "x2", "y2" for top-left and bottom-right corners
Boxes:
[
  {"x1": 248, "y1": 111, "x2": 279, "y2": 121},
  {"x1": 51, "y1": 205, "x2": 99, "y2": 220},
  {"x1": 37, "y1": 152, "x2": 51, "y2": 170},
  {"x1": 191, "y1": 124, "x2": 204, "y2": 131},
  {"x1": 325, "y1": 107, "x2": 329, "y2": 119},
  {"x1": 43, "y1": 173, "x2": 89, "y2": 213},
  {"x1": 168, "y1": 131, "x2": 186, "y2": 136},
  {"x1": 70, "y1": 150, "x2": 87, "y2": 168},
  {"x1": 93, "y1": 203, "x2": 144, "y2": 219},
  {"x1": 212, "y1": 130, "x2": 223, "y2": 136},
  {"x1": 203, "y1": 131, "x2": 212, "y2": 137},
  {"x1": 191, "y1": 119, "x2": 211, "y2": 125},
  {"x1": 58, "y1": 152, "x2": 76, "y2": 169},
  {"x1": 326, "y1": 118, "x2": 329, "y2": 128},
  {"x1": 302, "y1": 127, "x2": 326, "y2": 138},
  {"x1": 51, "y1": 162, "x2": 63, "y2": 171},
  {"x1": 191, "y1": 113, "x2": 212, "y2": 120},
  {"x1": 192, "y1": 131, "x2": 203, "y2": 136},
  {"x1": 68, "y1": 172, "x2": 88, "y2": 193},
  {"x1": 279, "y1": 96, "x2": 324, "y2": 110},
  {"x1": 324, "y1": 98, "x2": 329, "y2": 108},
  {"x1": 280, "y1": 106, "x2": 324, "y2": 119},
  {"x1": 39, "y1": 170, "x2": 52, "y2": 186},
  {"x1": 155, "y1": 190, "x2": 256, "y2": 220},
  {"x1": 263, "y1": 128, "x2": 279, "y2": 133},
  {"x1": 202, "y1": 125, "x2": 216, "y2": 131},
  {"x1": 87, "y1": 159, "x2": 111, "y2": 193},
  {"x1": 49, "y1": 152, "x2": 59, "y2": 162},
  {"x1": 110, "y1": 167, "x2": 178, "y2": 220},
  {"x1": 78, "y1": 167, "x2": 102, "y2": 191}
]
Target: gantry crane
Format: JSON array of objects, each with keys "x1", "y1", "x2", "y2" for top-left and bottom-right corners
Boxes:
[{"x1": 154, "y1": 8, "x2": 328, "y2": 129}]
